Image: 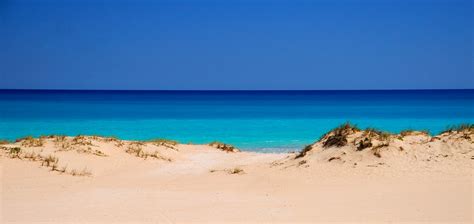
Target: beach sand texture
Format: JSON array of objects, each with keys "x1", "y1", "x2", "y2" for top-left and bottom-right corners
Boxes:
[{"x1": 1, "y1": 125, "x2": 473, "y2": 223}]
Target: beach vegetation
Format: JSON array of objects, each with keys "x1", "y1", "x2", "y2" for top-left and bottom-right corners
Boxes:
[
  {"x1": 17, "y1": 136, "x2": 44, "y2": 147},
  {"x1": 372, "y1": 143, "x2": 389, "y2": 158},
  {"x1": 320, "y1": 122, "x2": 359, "y2": 148},
  {"x1": 72, "y1": 135, "x2": 93, "y2": 146},
  {"x1": 298, "y1": 160, "x2": 307, "y2": 166},
  {"x1": 363, "y1": 128, "x2": 392, "y2": 142},
  {"x1": 147, "y1": 138, "x2": 179, "y2": 150},
  {"x1": 442, "y1": 124, "x2": 474, "y2": 134},
  {"x1": 209, "y1": 167, "x2": 245, "y2": 174},
  {"x1": 318, "y1": 122, "x2": 359, "y2": 142},
  {"x1": 228, "y1": 167, "x2": 244, "y2": 174},
  {"x1": 115, "y1": 140, "x2": 125, "y2": 147},
  {"x1": 399, "y1": 130, "x2": 429, "y2": 138},
  {"x1": 7, "y1": 147, "x2": 22, "y2": 158},
  {"x1": 104, "y1": 136, "x2": 119, "y2": 142},
  {"x1": 400, "y1": 130, "x2": 414, "y2": 136},
  {"x1": 53, "y1": 135, "x2": 67, "y2": 142},
  {"x1": 92, "y1": 149, "x2": 107, "y2": 157},
  {"x1": 70, "y1": 167, "x2": 92, "y2": 176},
  {"x1": 90, "y1": 135, "x2": 119, "y2": 142},
  {"x1": 147, "y1": 138, "x2": 178, "y2": 146},
  {"x1": 39, "y1": 135, "x2": 50, "y2": 140},
  {"x1": 356, "y1": 137, "x2": 373, "y2": 151},
  {"x1": 23, "y1": 151, "x2": 40, "y2": 161},
  {"x1": 126, "y1": 142, "x2": 145, "y2": 157},
  {"x1": 323, "y1": 132, "x2": 348, "y2": 148},
  {"x1": 147, "y1": 150, "x2": 171, "y2": 161},
  {"x1": 295, "y1": 145, "x2": 312, "y2": 159},
  {"x1": 41, "y1": 154, "x2": 59, "y2": 168},
  {"x1": 126, "y1": 142, "x2": 170, "y2": 160},
  {"x1": 208, "y1": 141, "x2": 239, "y2": 152}
]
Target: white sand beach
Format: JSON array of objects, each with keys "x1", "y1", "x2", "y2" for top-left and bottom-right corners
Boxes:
[{"x1": 1, "y1": 125, "x2": 473, "y2": 223}]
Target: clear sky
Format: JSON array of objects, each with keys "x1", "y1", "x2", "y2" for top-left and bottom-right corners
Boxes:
[{"x1": 0, "y1": 0, "x2": 472, "y2": 90}]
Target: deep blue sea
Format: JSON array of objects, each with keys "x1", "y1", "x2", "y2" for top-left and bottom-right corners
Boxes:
[{"x1": 1, "y1": 90, "x2": 473, "y2": 152}]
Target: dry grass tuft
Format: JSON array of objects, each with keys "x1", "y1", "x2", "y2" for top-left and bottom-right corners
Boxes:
[
  {"x1": 209, "y1": 167, "x2": 245, "y2": 174},
  {"x1": 148, "y1": 138, "x2": 178, "y2": 146},
  {"x1": 356, "y1": 137, "x2": 373, "y2": 151},
  {"x1": 146, "y1": 138, "x2": 179, "y2": 150},
  {"x1": 125, "y1": 142, "x2": 170, "y2": 160},
  {"x1": 209, "y1": 141, "x2": 240, "y2": 153},
  {"x1": 70, "y1": 167, "x2": 92, "y2": 176},
  {"x1": 295, "y1": 145, "x2": 312, "y2": 159},
  {"x1": 399, "y1": 130, "x2": 429, "y2": 138},
  {"x1": 103, "y1": 136, "x2": 119, "y2": 142},
  {"x1": 17, "y1": 136, "x2": 44, "y2": 147},
  {"x1": 228, "y1": 167, "x2": 245, "y2": 174},
  {"x1": 298, "y1": 160, "x2": 307, "y2": 166},
  {"x1": 442, "y1": 124, "x2": 474, "y2": 134},
  {"x1": 23, "y1": 151, "x2": 41, "y2": 161},
  {"x1": 41, "y1": 154, "x2": 59, "y2": 169},
  {"x1": 364, "y1": 128, "x2": 392, "y2": 142},
  {"x1": 321, "y1": 123, "x2": 359, "y2": 148},
  {"x1": 126, "y1": 142, "x2": 145, "y2": 157},
  {"x1": 72, "y1": 135, "x2": 93, "y2": 146},
  {"x1": 53, "y1": 135, "x2": 67, "y2": 143},
  {"x1": 1, "y1": 145, "x2": 94, "y2": 176},
  {"x1": 5, "y1": 147, "x2": 22, "y2": 158},
  {"x1": 92, "y1": 149, "x2": 107, "y2": 157},
  {"x1": 76, "y1": 147, "x2": 108, "y2": 157},
  {"x1": 372, "y1": 143, "x2": 389, "y2": 158},
  {"x1": 115, "y1": 140, "x2": 125, "y2": 147}
]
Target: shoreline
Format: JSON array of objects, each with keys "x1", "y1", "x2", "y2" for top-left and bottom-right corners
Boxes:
[{"x1": 2, "y1": 123, "x2": 472, "y2": 152}]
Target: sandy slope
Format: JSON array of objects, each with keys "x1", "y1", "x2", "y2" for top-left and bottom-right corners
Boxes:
[{"x1": 1, "y1": 129, "x2": 473, "y2": 224}]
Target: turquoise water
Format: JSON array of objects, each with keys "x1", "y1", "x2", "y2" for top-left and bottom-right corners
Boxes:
[{"x1": 1, "y1": 90, "x2": 473, "y2": 152}]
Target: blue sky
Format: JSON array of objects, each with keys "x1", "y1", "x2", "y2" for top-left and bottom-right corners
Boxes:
[{"x1": 0, "y1": 0, "x2": 472, "y2": 90}]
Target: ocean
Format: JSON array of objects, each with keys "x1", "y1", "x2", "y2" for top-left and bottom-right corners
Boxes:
[{"x1": 1, "y1": 90, "x2": 473, "y2": 152}]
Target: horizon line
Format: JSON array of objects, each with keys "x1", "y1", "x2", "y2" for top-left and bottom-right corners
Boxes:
[{"x1": 0, "y1": 88, "x2": 473, "y2": 92}]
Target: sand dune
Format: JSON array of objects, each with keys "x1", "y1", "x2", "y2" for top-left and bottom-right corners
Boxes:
[{"x1": 1, "y1": 126, "x2": 473, "y2": 223}]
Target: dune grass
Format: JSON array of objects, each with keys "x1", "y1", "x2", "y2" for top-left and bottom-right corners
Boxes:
[
  {"x1": 320, "y1": 122, "x2": 359, "y2": 148},
  {"x1": 147, "y1": 138, "x2": 179, "y2": 146},
  {"x1": 297, "y1": 122, "x2": 397, "y2": 158},
  {"x1": 209, "y1": 141, "x2": 239, "y2": 152},
  {"x1": 17, "y1": 136, "x2": 44, "y2": 147},
  {"x1": 42, "y1": 154, "x2": 59, "y2": 169},
  {"x1": 6, "y1": 147, "x2": 22, "y2": 158},
  {"x1": 295, "y1": 145, "x2": 312, "y2": 159},
  {"x1": 442, "y1": 124, "x2": 474, "y2": 133},
  {"x1": 72, "y1": 135, "x2": 93, "y2": 146}
]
